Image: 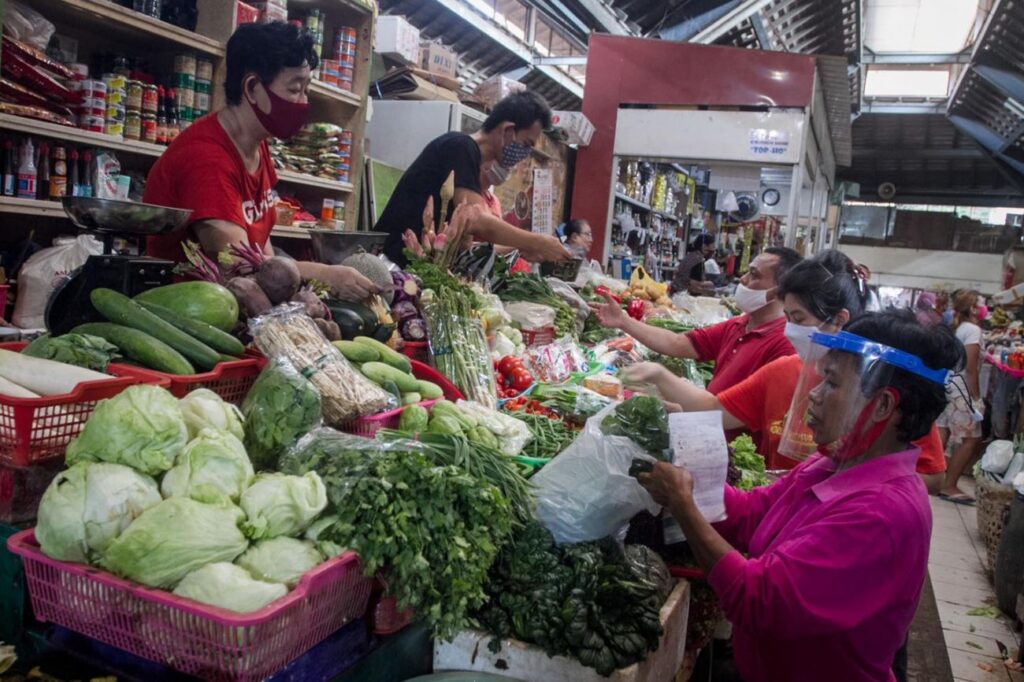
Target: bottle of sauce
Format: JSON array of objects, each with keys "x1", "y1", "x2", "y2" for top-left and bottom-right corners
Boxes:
[
  {"x1": 2, "y1": 140, "x2": 15, "y2": 197},
  {"x1": 16, "y1": 138, "x2": 36, "y2": 200},
  {"x1": 68, "y1": 148, "x2": 80, "y2": 197},
  {"x1": 49, "y1": 145, "x2": 67, "y2": 199},
  {"x1": 166, "y1": 88, "x2": 179, "y2": 143},
  {"x1": 155, "y1": 85, "x2": 167, "y2": 145},
  {"x1": 80, "y1": 150, "x2": 93, "y2": 198},
  {"x1": 36, "y1": 141, "x2": 49, "y2": 201}
]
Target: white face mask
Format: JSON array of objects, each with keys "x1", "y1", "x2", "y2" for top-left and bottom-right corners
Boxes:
[
  {"x1": 486, "y1": 162, "x2": 510, "y2": 186},
  {"x1": 784, "y1": 321, "x2": 819, "y2": 359},
  {"x1": 734, "y1": 283, "x2": 771, "y2": 313}
]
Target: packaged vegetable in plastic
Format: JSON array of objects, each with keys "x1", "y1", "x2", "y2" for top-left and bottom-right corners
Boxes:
[
  {"x1": 173, "y1": 562, "x2": 287, "y2": 613},
  {"x1": 504, "y1": 301, "x2": 557, "y2": 331},
  {"x1": 250, "y1": 304, "x2": 394, "y2": 425},
  {"x1": 455, "y1": 399, "x2": 532, "y2": 456},
  {"x1": 545, "y1": 276, "x2": 590, "y2": 334},
  {"x1": 239, "y1": 471, "x2": 328, "y2": 540},
  {"x1": 421, "y1": 289, "x2": 497, "y2": 409},
  {"x1": 236, "y1": 536, "x2": 324, "y2": 587},
  {"x1": 532, "y1": 403, "x2": 659, "y2": 544},
  {"x1": 161, "y1": 428, "x2": 254, "y2": 504},
  {"x1": 66, "y1": 385, "x2": 188, "y2": 476},
  {"x1": 179, "y1": 388, "x2": 245, "y2": 441},
  {"x1": 242, "y1": 357, "x2": 322, "y2": 470},
  {"x1": 36, "y1": 462, "x2": 161, "y2": 563}
]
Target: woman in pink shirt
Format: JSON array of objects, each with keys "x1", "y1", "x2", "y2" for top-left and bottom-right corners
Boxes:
[{"x1": 638, "y1": 311, "x2": 964, "y2": 682}]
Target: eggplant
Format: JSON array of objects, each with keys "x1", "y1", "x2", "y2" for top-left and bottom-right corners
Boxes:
[{"x1": 324, "y1": 299, "x2": 382, "y2": 340}]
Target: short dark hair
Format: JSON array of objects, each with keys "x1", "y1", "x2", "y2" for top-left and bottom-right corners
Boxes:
[
  {"x1": 778, "y1": 249, "x2": 867, "y2": 321},
  {"x1": 845, "y1": 310, "x2": 964, "y2": 442},
  {"x1": 762, "y1": 247, "x2": 802, "y2": 285},
  {"x1": 483, "y1": 91, "x2": 553, "y2": 133},
  {"x1": 225, "y1": 22, "x2": 319, "y2": 106},
  {"x1": 564, "y1": 219, "x2": 590, "y2": 241},
  {"x1": 687, "y1": 233, "x2": 716, "y2": 253}
]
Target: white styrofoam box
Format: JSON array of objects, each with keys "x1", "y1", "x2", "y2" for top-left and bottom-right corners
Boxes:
[
  {"x1": 376, "y1": 15, "x2": 420, "y2": 65},
  {"x1": 551, "y1": 111, "x2": 594, "y2": 147},
  {"x1": 434, "y1": 580, "x2": 690, "y2": 682}
]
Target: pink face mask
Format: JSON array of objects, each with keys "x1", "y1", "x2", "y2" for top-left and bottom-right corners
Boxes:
[
  {"x1": 976, "y1": 304, "x2": 989, "y2": 322},
  {"x1": 247, "y1": 81, "x2": 309, "y2": 140}
]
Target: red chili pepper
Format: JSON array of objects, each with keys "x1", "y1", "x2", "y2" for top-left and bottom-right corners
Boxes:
[
  {"x1": 594, "y1": 285, "x2": 622, "y2": 305},
  {"x1": 627, "y1": 298, "x2": 645, "y2": 321}
]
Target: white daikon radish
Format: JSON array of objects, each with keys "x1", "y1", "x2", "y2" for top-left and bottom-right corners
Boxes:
[
  {"x1": 0, "y1": 349, "x2": 110, "y2": 396},
  {"x1": 0, "y1": 375, "x2": 41, "y2": 399}
]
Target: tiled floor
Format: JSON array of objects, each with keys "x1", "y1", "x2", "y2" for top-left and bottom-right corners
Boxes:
[{"x1": 930, "y1": 479, "x2": 1024, "y2": 682}]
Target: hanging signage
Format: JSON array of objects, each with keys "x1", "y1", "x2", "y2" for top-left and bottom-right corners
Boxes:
[
  {"x1": 749, "y1": 128, "x2": 790, "y2": 157},
  {"x1": 532, "y1": 168, "x2": 554, "y2": 234}
]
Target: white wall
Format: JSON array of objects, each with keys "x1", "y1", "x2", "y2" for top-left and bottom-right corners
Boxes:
[{"x1": 841, "y1": 245, "x2": 1002, "y2": 294}]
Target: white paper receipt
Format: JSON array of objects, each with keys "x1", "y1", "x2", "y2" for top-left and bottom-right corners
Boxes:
[{"x1": 668, "y1": 411, "x2": 728, "y2": 523}]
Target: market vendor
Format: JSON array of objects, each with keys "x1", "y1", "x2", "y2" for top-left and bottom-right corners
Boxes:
[
  {"x1": 592, "y1": 247, "x2": 802, "y2": 394},
  {"x1": 144, "y1": 22, "x2": 378, "y2": 301},
  {"x1": 671, "y1": 234, "x2": 716, "y2": 295},
  {"x1": 376, "y1": 91, "x2": 571, "y2": 267},
  {"x1": 636, "y1": 310, "x2": 961, "y2": 682},
  {"x1": 563, "y1": 219, "x2": 593, "y2": 259},
  {"x1": 622, "y1": 250, "x2": 949, "y2": 491}
]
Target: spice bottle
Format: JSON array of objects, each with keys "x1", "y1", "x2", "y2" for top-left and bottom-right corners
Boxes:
[
  {"x1": 16, "y1": 138, "x2": 36, "y2": 200},
  {"x1": 49, "y1": 145, "x2": 67, "y2": 199},
  {"x1": 155, "y1": 86, "x2": 168, "y2": 145}
]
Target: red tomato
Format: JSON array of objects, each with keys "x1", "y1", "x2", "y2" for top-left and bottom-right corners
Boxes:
[
  {"x1": 498, "y1": 356, "x2": 522, "y2": 375},
  {"x1": 511, "y1": 369, "x2": 533, "y2": 392}
]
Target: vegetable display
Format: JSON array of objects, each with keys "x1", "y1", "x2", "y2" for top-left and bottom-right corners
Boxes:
[
  {"x1": 172, "y1": 562, "x2": 288, "y2": 613},
  {"x1": 495, "y1": 273, "x2": 577, "y2": 339},
  {"x1": 729, "y1": 434, "x2": 769, "y2": 490},
  {"x1": 134, "y1": 281, "x2": 240, "y2": 333},
  {"x1": 494, "y1": 355, "x2": 534, "y2": 398},
  {"x1": 476, "y1": 522, "x2": 671, "y2": 676},
  {"x1": 509, "y1": 412, "x2": 579, "y2": 460},
  {"x1": 160, "y1": 429, "x2": 254, "y2": 504},
  {"x1": 421, "y1": 287, "x2": 497, "y2": 408},
  {"x1": 22, "y1": 333, "x2": 121, "y2": 372},
  {"x1": 600, "y1": 396, "x2": 670, "y2": 459},
  {"x1": 179, "y1": 388, "x2": 245, "y2": 441},
  {"x1": 0, "y1": 348, "x2": 111, "y2": 396},
  {"x1": 241, "y1": 358, "x2": 322, "y2": 470}
]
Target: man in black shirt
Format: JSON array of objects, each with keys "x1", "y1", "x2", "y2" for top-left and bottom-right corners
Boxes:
[{"x1": 376, "y1": 91, "x2": 571, "y2": 267}]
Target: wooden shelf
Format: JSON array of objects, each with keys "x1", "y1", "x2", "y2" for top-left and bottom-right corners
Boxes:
[
  {"x1": 277, "y1": 170, "x2": 354, "y2": 193},
  {"x1": 615, "y1": 192, "x2": 651, "y2": 211},
  {"x1": 0, "y1": 115, "x2": 165, "y2": 158},
  {"x1": 31, "y1": 0, "x2": 225, "y2": 57},
  {"x1": 309, "y1": 80, "x2": 363, "y2": 108},
  {"x1": 0, "y1": 196, "x2": 68, "y2": 218},
  {"x1": 271, "y1": 226, "x2": 313, "y2": 240}
]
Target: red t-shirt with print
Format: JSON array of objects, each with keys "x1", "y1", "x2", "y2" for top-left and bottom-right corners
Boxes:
[
  {"x1": 144, "y1": 113, "x2": 277, "y2": 262},
  {"x1": 718, "y1": 355, "x2": 947, "y2": 474}
]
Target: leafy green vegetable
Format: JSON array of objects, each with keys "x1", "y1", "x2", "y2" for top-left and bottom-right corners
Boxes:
[
  {"x1": 161, "y1": 428, "x2": 254, "y2": 504},
  {"x1": 36, "y1": 462, "x2": 162, "y2": 563},
  {"x1": 23, "y1": 333, "x2": 121, "y2": 371},
  {"x1": 236, "y1": 537, "x2": 324, "y2": 587},
  {"x1": 496, "y1": 273, "x2": 577, "y2": 338},
  {"x1": 646, "y1": 318, "x2": 694, "y2": 334},
  {"x1": 600, "y1": 396, "x2": 669, "y2": 459},
  {"x1": 510, "y1": 412, "x2": 577, "y2": 460},
  {"x1": 239, "y1": 472, "x2": 328, "y2": 540},
  {"x1": 173, "y1": 562, "x2": 287, "y2": 613},
  {"x1": 242, "y1": 359, "x2": 322, "y2": 470},
  {"x1": 66, "y1": 385, "x2": 188, "y2": 476},
  {"x1": 179, "y1": 388, "x2": 245, "y2": 441},
  {"x1": 729, "y1": 435, "x2": 769, "y2": 491},
  {"x1": 101, "y1": 498, "x2": 248, "y2": 588},
  {"x1": 398, "y1": 404, "x2": 430, "y2": 432},
  {"x1": 304, "y1": 514, "x2": 347, "y2": 558}
]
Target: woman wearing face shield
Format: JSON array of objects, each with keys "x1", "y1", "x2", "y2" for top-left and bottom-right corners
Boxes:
[
  {"x1": 621, "y1": 250, "x2": 950, "y2": 490},
  {"x1": 637, "y1": 311, "x2": 964, "y2": 682}
]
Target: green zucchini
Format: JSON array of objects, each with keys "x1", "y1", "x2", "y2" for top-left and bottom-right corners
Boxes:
[
  {"x1": 136, "y1": 300, "x2": 245, "y2": 356},
  {"x1": 353, "y1": 336, "x2": 411, "y2": 373},
  {"x1": 332, "y1": 340, "x2": 379, "y2": 364},
  {"x1": 90, "y1": 288, "x2": 221, "y2": 371},
  {"x1": 71, "y1": 322, "x2": 195, "y2": 375},
  {"x1": 361, "y1": 361, "x2": 418, "y2": 392},
  {"x1": 401, "y1": 392, "x2": 421, "y2": 406}
]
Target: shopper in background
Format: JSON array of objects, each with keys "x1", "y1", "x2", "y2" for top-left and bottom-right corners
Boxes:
[
  {"x1": 636, "y1": 311, "x2": 961, "y2": 682},
  {"x1": 562, "y1": 219, "x2": 593, "y2": 259},
  {"x1": 378, "y1": 91, "x2": 570, "y2": 267},
  {"x1": 594, "y1": 247, "x2": 802, "y2": 395},
  {"x1": 671, "y1": 233, "x2": 716, "y2": 295},
  {"x1": 938, "y1": 289, "x2": 987, "y2": 504},
  {"x1": 915, "y1": 291, "x2": 942, "y2": 327},
  {"x1": 144, "y1": 22, "x2": 378, "y2": 301},
  {"x1": 621, "y1": 249, "x2": 949, "y2": 490},
  {"x1": 938, "y1": 290, "x2": 954, "y2": 326}
]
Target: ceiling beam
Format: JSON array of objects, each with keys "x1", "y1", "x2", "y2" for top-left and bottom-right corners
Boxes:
[
  {"x1": 679, "y1": 0, "x2": 774, "y2": 44},
  {"x1": 861, "y1": 102, "x2": 947, "y2": 114},
  {"x1": 565, "y1": 0, "x2": 634, "y2": 35},
  {"x1": 534, "y1": 55, "x2": 588, "y2": 65},
  {"x1": 973, "y1": 64, "x2": 1024, "y2": 107},
  {"x1": 851, "y1": 147, "x2": 986, "y2": 160},
  {"x1": 862, "y1": 50, "x2": 972, "y2": 65}
]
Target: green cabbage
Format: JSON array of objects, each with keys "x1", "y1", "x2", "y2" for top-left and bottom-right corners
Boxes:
[
  {"x1": 178, "y1": 389, "x2": 245, "y2": 441},
  {"x1": 161, "y1": 428, "x2": 254, "y2": 504},
  {"x1": 239, "y1": 472, "x2": 327, "y2": 540},
  {"x1": 173, "y1": 562, "x2": 287, "y2": 613},
  {"x1": 100, "y1": 497, "x2": 248, "y2": 588},
  {"x1": 304, "y1": 515, "x2": 347, "y2": 558},
  {"x1": 236, "y1": 537, "x2": 323, "y2": 587},
  {"x1": 36, "y1": 462, "x2": 162, "y2": 563},
  {"x1": 66, "y1": 385, "x2": 188, "y2": 476}
]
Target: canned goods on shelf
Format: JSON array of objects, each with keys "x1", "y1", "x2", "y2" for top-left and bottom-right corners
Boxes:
[
  {"x1": 335, "y1": 27, "x2": 358, "y2": 42},
  {"x1": 340, "y1": 130, "x2": 353, "y2": 142},
  {"x1": 105, "y1": 106, "x2": 126, "y2": 122},
  {"x1": 78, "y1": 115, "x2": 105, "y2": 133},
  {"x1": 125, "y1": 81, "x2": 143, "y2": 111},
  {"x1": 68, "y1": 63, "x2": 90, "y2": 79},
  {"x1": 196, "y1": 58, "x2": 214, "y2": 82},
  {"x1": 178, "y1": 106, "x2": 194, "y2": 121},
  {"x1": 76, "y1": 79, "x2": 107, "y2": 98},
  {"x1": 339, "y1": 67, "x2": 354, "y2": 81},
  {"x1": 194, "y1": 79, "x2": 211, "y2": 94},
  {"x1": 174, "y1": 53, "x2": 197, "y2": 76},
  {"x1": 177, "y1": 87, "x2": 195, "y2": 108},
  {"x1": 172, "y1": 72, "x2": 195, "y2": 90},
  {"x1": 337, "y1": 79, "x2": 353, "y2": 92},
  {"x1": 142, "y1": 85, "x2": 159, "y2": 114},
  {"x1": 194, "y1": 90, "x2": 210, "y2": 112},
  {"x1": 104, "y1": 122, "x2": 124, "y2": 139},
  {"x1": 78, "y1": 99, "x2": 107, "y2": 117},
  {"x1": 141, "y1": 114, "x2": 157, "y2": 143},
  {"x1": 106, "y1": 89, "x2": 125, "y2": 106},
  {"x1": 125, "y1": 111, "x2": 142, "y2": 140},
  {"x1": 102, "y1": 74, "x2": 127, "y2": 91}
]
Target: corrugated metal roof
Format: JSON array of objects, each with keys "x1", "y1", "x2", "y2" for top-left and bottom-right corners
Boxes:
[{"x1": 817, "y1": 55, "x2": 854, "y2": 166}]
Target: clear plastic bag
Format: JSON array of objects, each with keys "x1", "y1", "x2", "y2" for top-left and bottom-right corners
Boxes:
[
  {"x1": 532, "y1": 404, "x2": 659, "y2": 544},
  {"x1": 421, "y1": 290, "x2": 497, "y2": 409},
  {"x1": 250, "y1": 304, "x2": 395, "y2": 425},
  {"x1": 522, "y1": 337, "x2": 589, "y2": 384},
  {"x1": 241, "y1": 357, "x2": 323, "y2": 471},
  {"x1": 504, "y1": 301, "x2": 556, "y2": 330},
  {"x1": 4, "y1": 1, "x2": 56, "y2": 49},
  {"x1": 545, "y1": 276, "x2": 590, "y2": 333},
  {"x1": 982, "y1": 440, "x2": 1015, "y2": 475},
  {"x1": 455, "y1": 399, "x2": 532, "y2": 456},
  {"x1": 13, "y1": 235, "x2": 103, "y2": 329}
]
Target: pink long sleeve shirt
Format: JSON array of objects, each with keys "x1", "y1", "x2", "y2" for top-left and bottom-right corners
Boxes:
[{"x1": 708, "y1": 448, "x2": 932, "y2": 682}]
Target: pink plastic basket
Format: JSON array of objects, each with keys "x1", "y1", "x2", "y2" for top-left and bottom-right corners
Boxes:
[
  {"x1": 341, "y1": 399, "x2": 437, "y2": 438},
  {"x1": 8, "y1": 529, "x2": 373, "y2": 681}
]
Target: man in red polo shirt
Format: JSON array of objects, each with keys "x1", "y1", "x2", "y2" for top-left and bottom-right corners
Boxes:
[{"x1": 592, "y1": 247, "x2": 802, "y2": 394}]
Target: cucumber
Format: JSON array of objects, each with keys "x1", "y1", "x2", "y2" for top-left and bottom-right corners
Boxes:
[
  {"x1": 135, "y1": 300, "x2": 246, "y2": 356},
  {"x1": 353, "y1": 336, "x2": 411, "y2": 373},
  {"x1": 90, "y1": 288, "x2": 221, "y2": 371},
  {"x1": 401, "y1": 392, "x2": 421, "y2": 406},
  {"x1": 332, "y1": 340, "x2": 379, "y2": 364},
  {"x1": 218, "y1": 353, "x2": 241, "y2": 363},
  {"x1": 381, "y1": 380, "x2": 401, "y2": 400},
  {"x1": 72, "y1": 323, "x2": 195, "y2": 375},
  {"x1": 361, "y1": 361, "x2": 418, "y2": 392},
  {"x1": 415, "y1": 380, "x2": 444, "y2": 400}
]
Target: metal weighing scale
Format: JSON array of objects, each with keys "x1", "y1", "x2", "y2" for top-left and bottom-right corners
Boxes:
[{"x1": 45, "y1": 197, "x2": 193, "y2": 335}]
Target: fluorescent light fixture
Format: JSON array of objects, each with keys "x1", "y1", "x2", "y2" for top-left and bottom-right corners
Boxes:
[{"x1": 864, "y1": 68, "x2": 950, "y2": 97}]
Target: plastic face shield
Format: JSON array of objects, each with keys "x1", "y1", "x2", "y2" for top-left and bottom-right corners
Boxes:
[{"x1": 778, "y1": 331, "x2": 950, "y2": 466}]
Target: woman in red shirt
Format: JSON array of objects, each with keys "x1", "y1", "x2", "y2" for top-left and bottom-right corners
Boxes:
[{"x1": 623, "y1": 249, "x2": 948, "y2": 492}]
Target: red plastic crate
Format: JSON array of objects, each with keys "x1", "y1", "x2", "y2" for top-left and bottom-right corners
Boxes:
[
  {"x1": 8, "y1": 529, "x2": 374, "y2": 682},
  {"x1": 341, "y1": 400, "x2": 437, "y2": 438},
  {"x1": 126, "y1": 353, "x2": 267, "y2": 405},
  {"x1": 409, "y1": 359, "x2": 463, "y2": 400},
  {"x1": 0, "y1": 342, "x2": 171, "y2": 468},
  {"x1": 370, "y1": 593, "x2": 414, "y2": 635},
  {"x1": 400, "y1": 340, "x2": 429, "y2": 365}
]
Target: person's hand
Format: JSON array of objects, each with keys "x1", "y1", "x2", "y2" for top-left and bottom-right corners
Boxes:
[
  {"x1": 619, "y1": 361, "x2": 668, "y2": 387},
  {"x1": 520, "y1": 235, "x2": 572, "y2": 263},
  {"x1": 589, "y1": 290, "x2": 629, "y2": 329},
  {"x1": 322, "y1": 265, "x2": 379, "y2": 302},
  {"x1": 637, "y1": 461, "x2": 693, "y2": 508}
]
